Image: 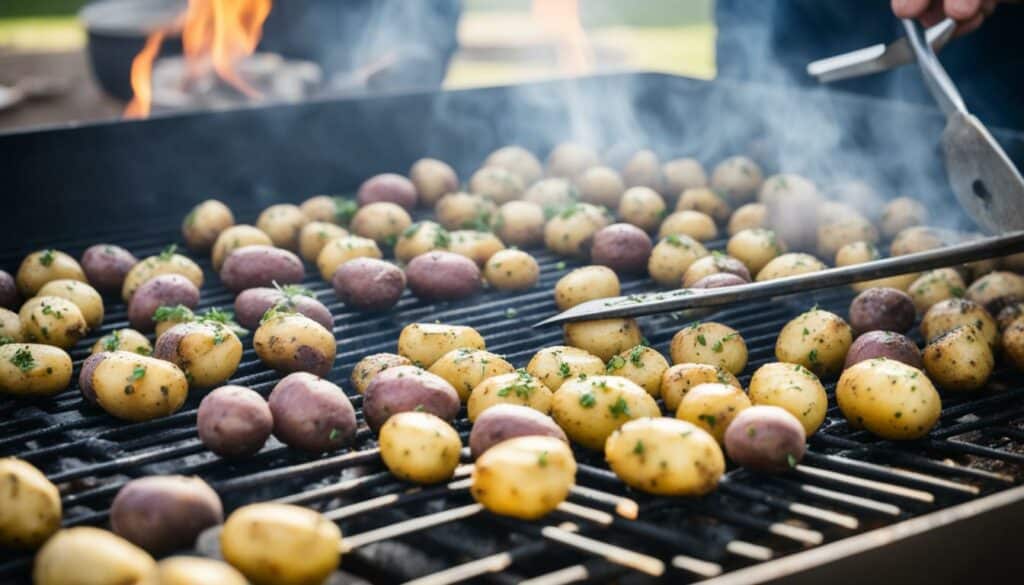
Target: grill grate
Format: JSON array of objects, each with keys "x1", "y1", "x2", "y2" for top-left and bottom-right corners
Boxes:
[{"x1": 2, "y1": 211, "x2": 1023, "y2": 584}]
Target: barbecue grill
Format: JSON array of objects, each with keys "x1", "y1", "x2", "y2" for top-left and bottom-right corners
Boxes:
[{"x1": 3, "y1": 72, "x2": 1024, "y2": 584}]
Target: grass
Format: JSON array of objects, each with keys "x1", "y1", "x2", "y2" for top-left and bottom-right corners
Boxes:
[{"x1": 0, "y1": 17, "x2": 84, "y2": 50}]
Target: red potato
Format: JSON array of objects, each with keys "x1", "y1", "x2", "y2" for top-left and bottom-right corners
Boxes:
[
  {"x1": 692, "y1": 273, "x2": 747, "y2": 289},
  {"x1": 110, "y1": 475, "x2": 223, "y2": 555},
  {"x1": 848, "y1": 287, "x2": 916, "y2": 335},
  {"x1": 197, "y1": 385, "x2": 274, "y2": 458},
  {"x1": 268, "y1": 373, "x2": 357, "y2": 452},
  {"x1": 219, "y1": 245, "x2": 305, "y2": 293},
  {"x1": 844, "y1": 330, "x2": 923, "y2": 370},
  {"x1": 80, "y1": 244, "x2": 138, "y2": 294},
  {"x1": 469, "y1": 404, "x2": 567, "y2": 459},
  {"x1": 332, "y1": 258, "x2": 406, "y2": 311},
  {"x1": 724, "y1": 405, "x2": 807, "y2": 473},
  {"x1": 590, "y1": 223, "x2": 653, "y2": 275},
  {"x1": 233, "y1": 287, "x2": 333, "y2": 331},
  {"x1": 126, "y1": 274, "x2": 200, "y2": 332},
  {"x1": 405, "y1": 251, "x2": 481, "y2": 301},
  {"x1": 0, "y1": 270, "x2": 17, "y2": 309},
  {"x1": 357, "y1": 173, "x2": 418, "y2": 210},
  {"x1": 362, "y1": 365, "x2": 460, "y2": 431}
]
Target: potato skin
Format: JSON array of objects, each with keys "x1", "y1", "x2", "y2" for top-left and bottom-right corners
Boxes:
[
  {"x1": 724, "y1": 406, "x2": 806, "y2": 473},
  {"x1": 256, "y1": 204, "x2": 307, "y2": 250},
  {"x1": 299, "y1": 195, "x2": 348, "y2": 225},
  {"x1": 38, "y1": 279, "x2": 104, "y2": 330},
  {"x1": 406, "y1": 251, "x2": 482, "y2": 301},
  {"x1": 658, "y1": 210, "x2": 718, "y2": 242},
  {"x1": 0, "y1": 457, "x2": 61, "y2": 549},
  {"x1": 484, "y1": 249, "x2": 540, "y2": 292},
  {"x1": 471, "y1": 435, "x2": 576, "y2": 519},
  {"x1": 681, "y1": 253, "x2": 751, "y2": 287},
  {"x1": 350, "y1": 201, "x2": 413, "y2": 245},
  {"x1": 81, "y1": 352, "x2": 189, "y2": 421},
  {"x1": 849, "y1": 287, "x2": 916, "y2": 335},
  {"x1": 544, "y1": 203, "x2": 612, "y2": 257},
  {"x1": 128, "y1": 274, "x2": 200, "y2": 332},
  {"x1": 624, "y1": 149, "x2": 662, "y2": 189},
  {"x1": 395, "y1": 221, "x2": 450, "y2": 264},
  {"x1": 909, "y1": 268, "x2": 966, "y2": 313},
  {"x1": 358, "y1": 173, "x2": 418, "y2": 209},
  {"x1": 16, "y1": 249, "x2": 86, "y2": 297},
  {"x1": 844, "y1": 331, "x2": 922, "y2": 370},
  {"x1": 920, "y1": 298, "x2": 998, "y2": 349},
  {"x1": 19, "y1": 295, "x2": 87, "y2": 349},
  {"x1": 1002, "y1": 319, "x2": 1024, "y2": 371},
  {"x1": 91, "y1": 328, "x2": 152, "y2": 356},
  {"x1": 604, "y1": 345, "x2": 669, "y2": 397},
  {"x1": 575, "y1": 165, "x2": 624, "y2": 207},
  {"x1": 467, "y1": 370, "x2": 553, "y2": 421},
  {"x1": 379, "y1": 412, "x2": 462, "y2": 483},
  {"x1": 470, "y1": 166, "x2": 525, "y2": 204},
  {"x1": 428, "y1": 348, "x2": 514, "y2": 401},
  {"x1": 110, "y1": 475, "x2": 223, "y2": 555},
  {"x1": 711, "y1": 155, "x2": 763, "y2": 203},
  {"x1": 836, "y1": 358, "x2": 941, "y2": 440},
  {"x1": 605, "y1": 417, "x2": 724, "y2": 496},
  {"x1": 220, "y1": 503, "x2": 341, "y2": 585},
  {"x1": 350, "y1": 353, "x2": 412, "y2": 394},
  {"x1": 728, "y1": 203, "x2": 767, "y2": 236},
  {"x1": 494, "y1": 201, "x2": 545, "y2": 247},
  {"x1": 268, "y1": 372, "x2": 357, "y2": 452},
  {"x1": 253, "y1": 313, "x2": 336, "y2": 377},
  {"x1": 153, "y1": 322, "x2": 242, "y2": 388},
  {"x1": 880, "y1": 197, "x2": 928, "y2": 238},
  {"x1": 670, "y1": 321, "x2": 748, "y2": 375},
  {"x1": 0, "y1": 307, "x2": 22, "y2": 343},
  {"x1": 922, "y1": 325, "x2": 994, "y2": 392},
  {"x1": 774, "y1": 309, "x2": 853, "y2": 378},
  {"x1": 410, "y1": 158, "x2": 459, "y2": 206},
  {"x1": 547, "y1": 142, "x2": 599, "y2": 178},
  {"x1": 755, "y1": 253, "x2": 825, "y2": 282},
  {"x1": 449, "y1": 230, "x2": 506, "y2": 267},
  {"x1": 332, "y1": 258, "x2": 406, "y2": 311},
  {"x1": 139, "y1": 557, "x2": 247, "y2": 585},
  {"x1": 397, "y1": 322, "x2": 485, "y2": 368},
  {"x1": 363, "y1": 365, "x2": 461, "y2": 430},
  {"x1": 469, "y1": 404, "x2": 568, "y2": 459},
  {"x1": 0, "y1": 271, "x2": 17, "y2": 310},
  {"x1": 551, "y1": 375, "x2": 660, "y2": 450},
  {"x1": 122, "y1": 252, "x2": 204, "y2": 303},
  {"x1": 554, "y1": 265, "x2": 620, "y2": 310},
  {"x1": 316, "y1": 235, "x2": 383, "y2": 281},
  {"x1": 0, "y1": 344, "x2": 73, "y2": 397},
  {"x1": 233, "y1": 287, "x2": 333, "y2": 331},
  {"x1": 675, "y1": 382, "x2": 752, "y2": 444},
  {"x1": 34, "y1": 527, "x2": 155, "y2": 585},
  {"x1": 727, "y1": 228, "x2": 783, "y2": 276},
  {"x1": 649, "y1": 235, "x2": 710, "y2": 286},
  {"x1": 676, "y1": 187, "x2": 731, "y2": 223},
  {"x1": 524, "y1": 177, "x2": 577, "y2": 207},
  {"x1": 590, "y1": 223, "x2": 653, "y2": 274},
  {"x1": 663, "y1": 157, "x2": 707, "y2": 194},
  {"x1": 526, "y1": 345, "x2": 606, "y2": 391},
  {"x1": 617, "y1": 186, "x2": 666, "y2": 232},
  {"x1": 211, "y1": 225, "x2": 273, "y2": 271},
  {"x1": 564, "y1": 318, "x2": 643, "y2": 362},
  {"x1": 81, "y1": 244, "x2": 138, "y2": 293},
  {"x1": 220, "y1": 245, "x2": 304, "y2": 293},
  {"x1": 435, "y1": 192, "x2": 496, "y2": 231},
  {"x1": 748, "y1": 362, "x2": 828, "y2": 436},
  {"x1": 298, "y1": 221, "x2": 348, "y2": 263},
  {"x1": 197, "y1": 385, "x2": 273, "y2": 457},
  {"x1": 660, "y1": 363, "x2": 741, "y2": 413},
  {"x1": 183, "y1": 199, "x2": 234, "y2": 251},
  {"x1": 693, "y1": 273, "x2": 747, "y2": 289},
  {"x1": 966, "y1": 271, "x2": 1024, "y2": 315}
]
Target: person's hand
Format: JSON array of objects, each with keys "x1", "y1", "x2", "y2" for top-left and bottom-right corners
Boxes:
[{"x1": 892, "y1": 0, "x2": 1000, "y2": 36}]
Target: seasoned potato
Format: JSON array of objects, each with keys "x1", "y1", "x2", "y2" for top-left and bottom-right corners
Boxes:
[
  {"x1": 315, "y1": 235, "x2": 382, "y2": 281},
  {"x1": 756, "y1": 253, "x2": 826, "y2": 281},
  {"x1": 485, "y1": 145, "x2": 543, "y2": 185},
  {"x1": 658, "y1": 210, "x2": 718, "y2": 242},
  {"x1": 79, "y1": 352, "x2": 188, "y2": 421},
  {"x1": 358, "y1": 173, "x2": 418, "y2": 210},
  {"x1": 122, "y1": 247, "x2": 204, "y2": 303},
  {"x1": 38, "y1": 279, "x2": 104, "y2": 330},
  {"x1": 692, "y1": 273, "x2": 747, "y2": 289},
  {"x1": 233, "y1": 286, "x2": 332, "y2": 331},
  {"x1": 471, "y1": 435, "x2": 576, "y2": 519},
  {"x1": 524, "y1": 177, "x2": 578, "y2": 208},
  {"x1": 429, "y1": 348, "x2": 514, "y2": 401},
  {"x1": 880, "y1": 197, "x2": 928, "y2": 238},
  {"x1": 564, "y1": 318, "x2": 642, "y2": 361},
  {"x1": 469, "y1": 166, "x2": 524, "y2": 204},
  {"x1": 139, "y1": 556, "x2": 247, "y2": 585},
  {"x1": 16, "y1": 249, "x2": 86, "y2": 297},
  {"x1": 748, "y1": 362, "x2": 828, "y2": 435},
  {"x1": 153, "y1": 306, "x2": 195, "y2": 339},
  {"x1": 890, "y1": 226, "x2": 955, "y2": 257},
  {"x1": 256, "y1": 204, "x2": 307, "y2": 251},
  {"x1": 605, "y1": 417, "x2": 725, "y2": 496},
  {"x1": 670, "y1": 322, "x2": 747, "y2": 375},
  {"x1": 848, "y1": 287, "x2": 916, "y2": 335},
  {"x1": 757, "y1": 173, "x2": 818, "y2": 208},
  {"x1": 19, "y1": 295, "x2": 87, "y2": 349},
  {"x1": 467, "y1": 369, "x2": 553, "y2": 421},
  {"x1": 676, "y1": 382, "x2": 752, "y2": 444},
  {"x1": 0, "y1": 271, "x2": 16, "y2": 310},
  {"x1": 544, "y1": 203, "x2": 612, "y2": 257},
  {"x1": 380, "y1": 412, "x2": 462, "y2": 483},
  {"x1": 484, "y1": 249, "x2": 540, "y2": 291},
  {"x1": 621, "y1": 149, "x2": 662, "y2": 190},
  {"x1": 660, "y1": 363, "x2": 741, "y2": 413},
  {"x1": 816, "y1": 209, "x2": 878, "y2": 259},
  {"x1": 0, "y1": 307, "x2": 22, "y2": 343},
  {"x1": 350, "y1": 353, "x2": 412, "y2": 394},
  {"x1": 909, "y1": 268, "x2": 966, "y2": 313},
  {"x1": 362, "y1": 365, "x2": 460, "y2": 431},
  {"x1": 727, "y1": 228, "x2": 784, "y2": 276},
  {"x1": 298, "y1": 221, "x2": 349, "y2": 263},
  {"x1": 576, "y1": 166, "x2": 625, "y2": 208},
  {"x1": 967, "y1": 271, "x2": 1024, "y2": 315},
  {"x1": 197, "y1": 385, "x2": 273, "y2": 458},
  {"x1": 221, "y1": 503, "x2": 341, "y2": 585},
  {"x1": 526, "y1": 346, "x2": 606, "y2": 391},
  {"x1": 0, "y1": 457, "x2": 61, "y2": 549},
  {"x1": 333, "y1": 258, "x2": 406, "y2": 311},
  {"x1": 711, "y1": 155, "x2": 763, "y2": 203},
  {"x1": 775, "y1": 309, "x2": 853, "y2": 377},
  {"x1": 469, "y1": 404, "x2": 568, "y2": 458},
  {"x1": 350, "y1": 201, "x2": 413, "y2": 245},
  {"x1": 618, "y1": 186, "x2": 667, "y2": 232},
  {"x1": 448, "y1": 230, "x2": 505, "y2": 266},
  {"x1": 648, "y1": 235, "x2": 709, "y2": 286},
  {"x1": 547, "y1": 141, "x2": 600, "y2": 178},
  {"x1": 676, "y1": 187, "x2": 731, "y2": 223},
  {"x1": 395, "y1": 221, "x2": 450, "y2": 264},
  {"x1": 406, "y1": 251, "x2": 482, "y2": 300},
  {"x1": 182, "y1": 199, "x2": 234, "y2": 251},
  {"x1": 435, "y1": 192, "x2": 496, "y2": 231},
  {"x1": 728, "y1": 202, "x2": 767, "y2": 236},
  {"x1": 604, "y1": 345, "x2": 669, "y2": 397},
  {"x1": 253, "y1": 312, "x2": 335, "y2": 377},
  {"x1": 835, "y1": 240, "x2": 918, "y2": 293},
  {"x1": 410, "y1": 158, "x2": 459, "y2": 206},
  {"x1": 110, "y1": 475, "x2": 223, "y2": 555},
  {"x1": 590, "y1": 223, "x2": 653, "y2": 274},
  {"x1": 845, "y1": 331, "x2": 923, "y2": 369},
  {"x1": 493, "y1": 200, "x2": 545, "y2": 246},
  {"x1": 34, "y1": 527, "x2": 155, "y2": 585},
  {"x1": 836, "y1": 358, "x2": 941, "y2": 439},
  {"x1": 127, "y1": 274, "x2": 200, "y2": 332},
  {"x1": 551, "y1": 375, "x2": 660, "y2": 449},
  {"x1": 269, "y1": 373, "x2": 357, "y2": 452},
  {"x1": 554, "y1": 265, "x2": 620, "y2": 310},
  {"x1": 81, "y1": 244, "x2": 139, "y2": 293},
  {"x1": 299, "y1": 194, "x2": 356, "y2": 225},
  {"x1": 397, "y1": 322, "x2": 485, "y2": 368},
  {"x1": 724, "y1": 406, "x2": 807, "y2": 473},
  {"x1": 1002, "y1": 319, "x2": 1024, "y2": 371},
  {"x1": 154, "y1": 321, "x2": 242, "y2": 388},
  {"x1": 681, "y1": 253, "x2": 751, "y2": 287},
  {"x1": 922, "y1": 325, "x2": 994, "y2": 392},
  {"x1": 211, "y1": 225, "x2": 273, "y2": 271},
  {"x1": 921, "y1": 298, "x2": 998, "y2": 349},
  {"x1": 662, "y1": 157, "x2": 707, "y2": 194}
]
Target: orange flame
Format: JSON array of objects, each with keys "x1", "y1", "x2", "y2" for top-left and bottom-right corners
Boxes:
[
  {"x1": 531, "y1": 0, "x2": 593, "y2": 75},
  {"x1": 124, "y1": 30, "x2": 166, "y2": 119}
]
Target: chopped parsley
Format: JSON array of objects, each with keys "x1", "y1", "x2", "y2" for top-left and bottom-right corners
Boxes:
[
  {"x1": 555, "y1": 261, "x2": 566, "y2": 271},
  {"x1": 579, "y1": 391, "x2": 597, "y2": 408},
  {"x1": 158, "y1": 244, "x2": 178, "y2": 261},
  {"x1": 608, "y1": 396, "x2": 630, "y2": 418},
  {"x1": 260, "y1": 304, "x2": 295, "y2": 325},
  {"x1": 698, "y1": 413, "x2": 717, "y2": 428},
  {"x1": 711, "y1": 332, "x2": 738, "y2": 353},
  {"x1": 786, "y1": 453, "x2": 798, "y2": 468},
  {"x1": 103, "y1": 330, "x2": 122, "y2": 352},
  {"x1": 127, "y1": 365, "x2": 146, "y2": 382},
  {"x1": 40, "y1": 303, "x2": 63, "y2": 319},
  {"x1": 496, "y1": 369, "x2": 534, "y2": 399},
  {"x1": 0, "y1": 336, "x2": 14, "y2": 346},
  {"x1": 807, "y1": 348, "x2": 819, "y2": 364},
  {"x1": 328, "y1": 428, "x2": 341, "y2": 441},
  {"x1": 606, "y1": 355, "x2": 626, "y2": 372},
  {"x1": 39, "y1": 249, "x2": 56, "y2": 266},
  {"x1": 696, "y1": 334, "x2": 707, "y2": 346},
  {"x1": 558, "y1": 361, "x2": 571, "y2": 378},
  {"x1": 152, "y1": 305, "x2": 194, "y2": 323},
  {"x1": 633, "y1": 440, "x2": 645, "y2": 455},
  {"x1": 10, "y1": 347, "x2": 35, "y2": 372},
  {"x1": 628, "y1": 345, "x2": 646, "y2": 367},
  {"x1": 505, "y1": 307, "x2": 518, "y2": 319},
  {"x1": 433, "y1": 227, "x2": 452, "y2": 248},
  {"x1": 537, "y1": 451, "x2": 549, "y2": 467},
  {"x1": 333, "y1": 197, "x2": 358, "y2": 225}
]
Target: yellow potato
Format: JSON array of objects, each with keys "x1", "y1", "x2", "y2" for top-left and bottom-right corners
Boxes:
[
  {"x1": 256, "y1": 203, "x2": 308, "y2": 251},
  {"x1": 409, "y1": 158, "x2": 459, "y2": 206},
  {"x1": 755, "y1": 253, "x2": 826, "y2": 282},
  {"x1": 493, "y1": 201, "x2": 545, "y2": 247},
  {"x1": 658, "y1": 210, "x2": 718, "y2": 242},
  {"x1": 85, "y1": 352, "x2": 189, "y2": 422},
  {"x1": 349, "y1": 202, "x2": 413, "y2": 245},
  {"x1": 908, "y1": 268, "x2": 966, "y2": 313},
  {"x1": 544, "y1": 203, "x2": 611, "y2": 257},
  {"x1": 605, "y1": 417, "x2": 724, "y2": 496},
  {"x1": 816, "y1": 211, "x2": 878, "y2": 259},
  {"x1": 727, "y1": 203, "x2": 767, "y2": 236},
  {"x1": 122, "y1": 248, "x2": 204, "y2": 302},
  {"x1": 836, "y1": 358, "x2": 941, "y2": 440},
  {"x1": 662, "y1": 157, "x2": 707, "y2": 194},
  {"x1": 618, "y1": 186, "x2": 667, "y2": 232},
  {"x1": 468, "y1": 369, "x2": 553, "y2": 421},
  {"x1": 155, "y1": 321, "x2": 243, "y2": 388},
  {"x1": 880, "y1": 197, "x2": 928, "y2": 239},
  {"x1": 397, "y1": 322, "x2": 485, "y2": 368},
  {"x1": 154, "y1": 306, "x2": 195, "y2": 340},
  {"x1": 448, "y1": 230, "x2": 505, "y2": 266},
  {"x1": 554, "y1": 265, "x2": 621, "y2": 311},
  {"x1": 298, "y1": 221, "x2": 349, "y2": 263},
  {"x1": 563, "y1": 318, "x2": 642, "y2": 361},
  {"x1": 727, "y1": 228, "x2": 783, "y2": 276},
  {"x1": 604, "y1": 345, "x2": 669, "y2": 396},
  {"x1": 576, "y1": 166, "x2": 625, "y2": 208},
  {"x1": 315, "y1": 235, "x2": 383, "y2": 281},
  {"x1": 748, "y1": 362, "x2": 828, "y2": 435},
  {"x1": 395, "y1": 221, "x2": 450, "y2": 264},
  {"x1": 546, "y1": 141, "x2": 599, "y2": 179},
  {"x1": 211, "y1": 225, "x2": 273, "y2": 271},
  {"x1": 253, "y1": 313, "x2": 336, "y2": 377},
  {"x1": 675, "y1": 187, "x2": 731, "y2": 223},
  {"x1": 526, "y1": 345, "x2": 606, "y2": 391},
  {"x1": 774, "y1": 308, "x2": 853, "y2": 378},
  {"x1": 0, "y1": 343, "x2": 73, "y2": 397},
  {"x1": 379, "y1": 412, "x2": 462, "y2": 484},
  {"x1": 16, "y1": 249, "x2": 86, "y2": 297},
  {"x1": 710, "y1": 155, "x2": 763, "y2": 203},
  {"x1": 92, "y1": 328, "x2": 153, "y2": 356},
  {"x1": 350, "y1": 353, "x2": 412, "y2": 394},
  {"x1": 19, "y1": 296, "x2": 87, "y2": 349},
  {"x1": 681, "y1": 253, "x2": 748, "y2": 288},
  {"x1": 622, "y1": 149, "x2": 662, "y2": 190},
  {"x1": 669, "y1": 322, "x2": 747, "y2": 375},
  {"x1": 524, "y1": 177, "x2": 577, "y2": 207},
  {"x1": 470, "y1": 166, "x2": 525, "y2": 204},
  {"x1": 920, "y1": 298, "x2": 998, "y2": 349},
  {"x1": 0, "y1": 457, "x2": 61, "y2": 549},
  {"x1": 834, "y1": 241, "x2": 919, "y2": 292},
  {"x1": 484, "y1": 249, "x2": 540, "y2": 291},
  {"x1": 551, "y1": 375, "x2": 660, "y2": 449},
  {"x1": 890, "y1": 226, "x2": 955, "y2": 257},
  {"x1": 0, "y1": 308, "x2": 23, "y2": 343},
  {"x1": 922, "y1": 325, "x2": 994, "y2": 392},
  {"x1": 675, "y1": 383, "x2": 752, "y2": 444},
  {"x1": 139, "y1": 556, "x2": 248, "y2": 585},
  {"x1": 34, "y1": 527, "x2": 156, "y2": 585},
  {"x1": 660, "y1": 363, "x2": 742, "y2": 413},
  {"x1": 38, "y1": 279, "x2": 104, "y2": 330},
  {"x1": 471, "y1": 435, "x2": 576, "y2": 520},
  {"x1": 182, "y1": 199, "x2": 234, "y2": 252},
  {"x1": 428, "y1": 348, "x2": 514, "y2": 402},
  {"x1": 435, "y1": 192, "x2": 496, "y2": 231}
]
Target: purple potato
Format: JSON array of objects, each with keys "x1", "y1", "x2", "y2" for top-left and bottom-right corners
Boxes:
[
  {"x1": 127, "y1": 274, "x2": 200, "y2": 332},
  {"x1": 724, "y1": 405, "x2": 807, "y2": 473},
  {"x1": 198, "y1": 385, "x2": 274, "y2": 458},
  {"x1": 219, "y1": 245, "x2": 305, "y2": 293},
  {"x1": 469, "y1": 404, "x2": 568, "y2": 459},
  {"x1": 590, "y1": 223, "x2": 653, "y2": 274},
  {"x1": 110, "y1": 475, "x2": 223, "y2": 555},
  {"x1": 332, "y1": 258, "x2": 406, "y2": 311},
  {"x1": 268, "y1": 372, "x2": 357, "y2": 452},
  {"x1": 711, "y1": 255, "x2": 752, "y2": 281},
  {"x1": 849, "y1": 287, "x2": 916, "y2": 335},
  {"x1": 357, "y1": 173, "x2": 418, "y2": 210},
  {"x1": 80, "y1": 244, "x2": 139, "y2": 294},
  {"x1": 0, "y1": 270, "x2": 18, "y2": 309},
  {"x1": 78, "y1": 352, "x2": 105, "y2": 405},
  {"x1": 233, "y1": 287, "x2": 333, "y2": 331},
  {"x1": 405, "y1": 251, "x2": 481, "y2": 301},
  {"x1": 843, "y1": 330, "x2": 923, "y2": 369},
  {"x1": 692, "y1": 273, "x2": 748, "y2": 289},
  {"x1": 362, "y1": 365, "x2": 460, "y2": 431}
]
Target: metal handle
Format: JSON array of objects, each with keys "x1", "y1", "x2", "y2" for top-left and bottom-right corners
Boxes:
[{"x1": 901, "y1": 18, "x2": 966, "y2": 117}]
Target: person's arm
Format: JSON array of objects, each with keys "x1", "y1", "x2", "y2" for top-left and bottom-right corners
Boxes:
[{"x1": 892, "y1": 0, "x2": 1001, "y2": 35}]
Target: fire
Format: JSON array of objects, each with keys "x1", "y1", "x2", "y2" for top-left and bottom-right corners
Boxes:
[
  {"x1": 124, "y1": 0, "x2": 272, "y2": 118},
  {"x1": 531, "y1": 0, "x2": 593, "y2": 75}
]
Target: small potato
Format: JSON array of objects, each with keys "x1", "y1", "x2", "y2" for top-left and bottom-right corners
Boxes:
[
  {"x1": 998, "y1": 303, "x2": 1024, "y2": 331},
  {"x1": 350, "y1": 201, "x2": 413, "y2": 246},
  {"x1": 79, "y1": 352, "x2": 189, "y2": 421},
  {"x1": 153, "y1": 306, "x2": 195, "y2": 339},
  {"x1": 546, "y1": 142, "x2": 600, "y2": 178},
  {"x1": 648, "y1": 235, "x2": 709, "y2": 286},
  {"x1": 844, "y1": 331, "x2": 923, "y2": 370},
  {"x1": 358, "y1": 173, "x2": 418, "y2": 210},
  {"x1": 527, "y1": 346, "x2": 606, "y2": 391},
  {"x1": 604, "y1": 345, "x2": 669, "y2": 397},
  {"x1": 469, "y1": 404, "x2": 567, "y2": 458},
  {"x1": 724, "y1": 406, "x2": 807, "y2": 472},
  {"x1": 128, "y1": 274, "x2": 200, "y2": 332},
  {"x1": 395, "y1": 221, "x2": 451, "y2": 264},
  {"x1": 829, "y1": 180, "x2": 887, "y2": 220},
  {"x1": 0, "y1": 457, "x2": 61, "y2": 549},
  {"x1": 835, "y1": 240, "x2": 918, "y2": 293},
  {"x1": 727, "y1": 228, "x2": 784, "y2": 276},
  {"x1": 269, "y1": 372, "x2": 357, "y2": 452},
  {"x1": 110, "y1": 475, "x2": 223, "y2": 555},
  {"x1": 182, "y1": 199, "x2": 234, "y2": 251},
  {"x1": 211, "y1": 225, "x2": 273, "y2": 271},
  {"x1": 299, "y1": 194, "x2": 356, "y2": 225},
  {"x1": 34, "y1": 527, "x2": 155, "y2": 585},
  {"x1": 254, "y1": 312, "x2": 336, "y2": 377},
  {"x1": 492, "y1": 200, "x2": 545, "y2": 246},
  {"x1": 660, "y1": 363, "x2": 741, "y2": 413},
  {"x1": 675, "y1": 382, "x2": 752, "y2": 444},
  {"x1": 485, "y1": 145, "x2": 543, "y2": 185},
  {"x1": 748, "y1": 362, "x2": 828, "y2": 435},
  {"x1": 197, "y1": 385, "x2": 273, "y2": 457},
  {"x1": 590, "y1": 223, "x2": 653, "y2": 274},
  {"x1": 757, "y1": 173, "x2": 818, "y2": 208},
  {"x1": 681, "y1": 253, "x2": 751, "y2": 287},
  {"x1": 909, "y1": 268, "x2": 966, "y2": 313},
  {"x1": 576, "y1": 166, "x2": 625, "y2": 208},
  {"x1": 333, "y1": 258, "x2": 406, "y2": 311},
  {"x1": 256, "y1": 203, "x2": 307, "y2": 251},
  {"x1": 19, "y1": 296, "x2": 87, "y2": 349},
  {"x1": 966, "y1": 271, "x2": 1024, "y2": 315},
  {"x1": 221, "y1": 245, "x2": 305, "y2": 293},
  {"x1": 1002, "y1": 319, "x2": 1024, "y2": 370},
  {"x1": 122, "y1": 248, "x2": 204, "y2": 303},
  {"x1": 435, "y1": 192, "x2": 497, "y2": 231},
  {"x1": 728, "y1": 203, "x2": 767, "y2": 236},
  {"x1": 38, "y1": 279, "x2": 104, "y2": 330},
  {"x1": 564, "y1": 318, "x2": 642, "y2": 362},
  {"x1": 380, "y1": 412, "x2": 462, "y2": 483},
  {"x1": 693, "y1": 273, "x2": 747, "y2": 288},
  {"x1": 350, "y1": 353, "x2": 412, "y2": 394},
  {"x1": 16, "y1": 249, "x2": 86, "y2": 297},
  {"x1": 880, "y1": 196, "x2": 928, "y2": 238},
  {"x1": 397, "y1": 322, "x2": 485, "y2": 368},
  {"x1": 0, "y1": 271, "x2": 16, "y2": 310},
  {"x1": 471, "y1": 435, "x2": 576, "y2": 519},
  {"x1": 836, "y1": 358, "x2": 941, "y2": 439},
  {"x1": 467, "y1": 369, "x2": 553, "y2": 421},
  {"x1": 524, "y1": 177, "x2": 578, "y2": 208},
  {"x1": 756, "y1": 253, "x2": 826, "y2": 281},
  {"x1": 448, "y1": 230, "x2": 506, "y2": 266},
  {"x1": 221, "y1": 503, "x2": 341, "y2": 585},
  {"x1": 362, "y1": 365, "x2": 461, "y2": 430},
  {"x1": 233, "y1": 286, "x2": 332, "y2": 331},
  {"x1": 662, "y1": 157, "x2": 707, "y2": 194},
  {"x1": 848, "y1": 287, "x2": 916, "y2": 335},
  {"x1": 618, "y1": 186, "x2": 667, "y2": 232},
  {"x1": 922, "y1": 325, "x2": 994, "y2": 392},
  {"x1": 410, "y1": 158, "x2": 459, "y2": 206},
  {"x1": 658, "y1": 210, "x2": 718, "y2": 242},
  {"x1": 555, "y1": 265, "x2": 621, "y2": 310},
  {"x1": 0, "y1": 307, "x2": 22, "y2": 343},
  {"x1": 81, "y1": 244, "x2": 138, "y2": 293},
  {"x1": 622, "y1": 149, "x2": 662, "y2": 190},
  {"x1": 406, "y1": 251, "x2": 482, "y2": 301},
  {"x1": 551, "y1": 375, "x2": 660, "y2": 450},
  {"x1": 921, "y1": 298, "x2": 998, "y2": 349},
  {"x1": 544, "y1": 203, "x2": 612, "y2": 258},
  {"x1": 676, "y1": 187, "x2": 731, "y2": 223},
  {"x1": 315, "y1": 235, "x2": 382, "y2": 281},
  {"x1": 890, "y1": 225, "x2": 955, "y2": 257},
  {"x1": 470, "y1": 166, "x2": 524, "y2": 204},
  {"x1": 298, "y1": 221, "x2": 349, "y2": 262},
  {"x1": 764, "y1": 189, "x2": 821, "y2": 253},
  {"x1": 605, "y1": 417, "x2": 725, "y2": 495},
  {"x1": 816, "y1": 210, "x2": 878, "y2": 259},
  {"x1": 775, "y1": 309, "x2": 853, "y2": 378},
  {"x1": 430, "y1": 347, "x2": 515, "y2": 401},
  {"x1": 670, "y1": 322, "x2": 747, "y2": 375},
  {"x1": 140, "y1": 557, "x2": 247, "y2": 585},
  {"x1": 484, "y1": 249, "x2": 540, "y2": 291},
  {"x1": 154, "y1": 321, "x2": 242, "y2": 388},
  {"x1": 711, "y1": 155, "x2": 763, "y2": 204}
]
